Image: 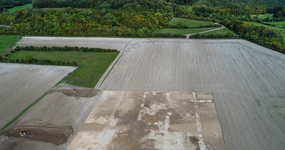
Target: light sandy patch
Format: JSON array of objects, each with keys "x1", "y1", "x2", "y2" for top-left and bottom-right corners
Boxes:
[{"x1": 69, "y1": 91, "x2": 226, "y2": 150}]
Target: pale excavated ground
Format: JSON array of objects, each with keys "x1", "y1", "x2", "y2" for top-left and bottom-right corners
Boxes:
[
  {"x1": 69, "y1": 91, "x2": 226, "y2": 150},
  {"x1": 0, "y1": 84, "x2": 102, "y2": 150},
  {"x1": 13, "y1": 37, "x2": 285, "y2": 149},
  {"x1": 101, "y1": 39, "x2": 285, "y2": 150},
  {"x1": 0, "y1": 63, "x2": 76, "y2": 129}
]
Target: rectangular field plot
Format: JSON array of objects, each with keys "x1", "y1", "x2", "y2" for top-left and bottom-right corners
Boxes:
[
  {"x1": 0, "y1": 63, "x2": 76, "y2": 129},
  {"x1": 69, "y1": 91, "x2": 226, "y2": 150},
  {"x1": 16, "y1": 37, "x2": 132, "y2": 51},
  {"x1": 100, "y1": 39, "x2": 285, "y2": 150}
]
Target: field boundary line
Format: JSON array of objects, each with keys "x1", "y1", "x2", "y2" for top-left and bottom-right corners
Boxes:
[
  {"x1": 0, "y1": 93, "x2": 47, "y2": 131},
  {"x1": 94, "y1": 51, "x2": 124, "y2": 89}
]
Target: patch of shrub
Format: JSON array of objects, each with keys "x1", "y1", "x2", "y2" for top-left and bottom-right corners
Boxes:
[
  {"x1": 15, "y1": 46, "x2": 119, "y2": 52},
  {"x1": 0, "y1": 55, "x2": 78, "y2": 66}
]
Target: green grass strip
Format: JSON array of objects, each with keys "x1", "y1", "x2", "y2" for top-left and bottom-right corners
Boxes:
[{"x1": 0, "y1": 93, "x2": 47, "y2": 131}]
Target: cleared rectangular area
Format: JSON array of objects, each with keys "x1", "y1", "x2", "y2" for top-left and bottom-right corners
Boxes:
[
  {"x1": 69, "y1": 91, "x2": 226, "y2": 150},
  {"x1": 100, "y1": 39, "x2": 285, "y2": 150},
  {"x1": 16, "y1": 37, "x2": 133, "y2": 51},
  {"x1": 0, "y1": 63, "x2": 76, "y2": 129},
  {"x1": 11, "y1": 37, "x2": 285, "y2": 150}
]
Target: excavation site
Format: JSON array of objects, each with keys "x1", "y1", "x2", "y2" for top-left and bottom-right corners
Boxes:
[{"x1": 0, "y1": 37, "x2": 285, "y2": 150}]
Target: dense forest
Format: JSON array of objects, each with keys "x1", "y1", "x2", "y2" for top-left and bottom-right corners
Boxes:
[
  {"x1": 0, "y1": 7, "x2": 186, "y2": 38},
  {"x1": 195, "y1": 0, "x2": 285, "y2": 8},
  {"x1": 31, "y1": 0, "x2": 285, "y2": 9},
  {"x1": 0, "y1": 0, "x2": 32, "y2": 9}
]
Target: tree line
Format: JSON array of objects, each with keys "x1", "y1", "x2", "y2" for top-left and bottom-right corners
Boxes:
[
  {"x1": 0, "y1": 55, "x2": 78, "y2": 66},
  {"x1": 222, "y1": 19, "x2": 285, "y2": 53},
  {"x1": 0, "y1": 7, "x2": 187, "y2": 38},
  {"x1": 14, "y1": 46, "x2": 119, "y2": 52},
  {"x1": 189, "y1": 33, "x2": 238, "y2": 39},
  {"x1": 0, "y1": 0, "x2": 31, "y2": 9}
]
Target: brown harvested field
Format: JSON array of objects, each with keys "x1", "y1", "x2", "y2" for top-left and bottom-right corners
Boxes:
[
  {"x1": 68, "y1": 91, "x2": 226, "y2": 150},
  {"x1": 10, "y1": 37, "x2": 285, "y2": 150},
  {"x1": 0, "y1": 84, "x2": 102, "y2": 150},
  {"x1": 0, "y1": 63, "x2": 76, "y2": 129}
]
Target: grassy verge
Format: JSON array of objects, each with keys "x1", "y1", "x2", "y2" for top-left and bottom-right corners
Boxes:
[
  {"x1": 200, "y1": 28, "x2": 235, "y2": 35},
  {"x1": 256, "y1": 14, "x2": 273, "y2": 20},
  {"x1": 153, "y1": 27, "x2": 219, "y2": 35},
  {"x1": 10, "y1": 51, "x2": 119, "y2": 88},
  {"x1": 0, "y1": 93, "x2": 46, "y2": 131},
  {"x1": 7, "y1": 4, "x2": 33, "y2": 13},
  {"x1": 0, "y1": 35, "x2": 23, "y2": 55},
  {"x1": 169, "y1": 18, "x2": 214, "y2": 27},
  {"x1": 265, "y1": 21, "x2": 285, "y2": 27}
]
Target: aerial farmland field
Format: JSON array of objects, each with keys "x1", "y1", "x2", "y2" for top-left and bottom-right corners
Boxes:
[
  {"x1": 1, "y1": 37, "x2": 285, "y2": 150},
  {"x1": 100, "y1": 39, "x2": 285, "y2": 150},
  {"x1": 0, "y1": 63, "x2": 76, "y2": 129}
]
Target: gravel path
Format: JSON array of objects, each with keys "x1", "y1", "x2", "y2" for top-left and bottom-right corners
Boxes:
[{"x1": 185, "y1": 25, "x2": 225, "y2": 39}]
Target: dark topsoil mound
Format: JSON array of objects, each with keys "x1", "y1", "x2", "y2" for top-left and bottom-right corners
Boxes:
[
  {"x1": 4, "y1": 120, "x2": 73, "y2": 145},
  {"x1": 48, "y1": 88, "x2": 99, "y2": 98}
]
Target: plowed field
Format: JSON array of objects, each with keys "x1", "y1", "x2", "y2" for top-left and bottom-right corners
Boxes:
[
  {"x1": 11, "y1": 37, "x2": 285, "y2": 150},
  {"x1": 0, "y1": 63, "x2": 76, "y2": 129},
  {"x1": 101, "y1": 39, "x2": 285, "y2": 150}
]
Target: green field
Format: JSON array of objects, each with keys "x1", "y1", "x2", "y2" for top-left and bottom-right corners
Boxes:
[
  {"x1": 245, "y1": 21, "x2": 285, "y2": 39},
  {"x1": 200, "y1": 28, "x2": 235, "y2": 35},
  {"x1": 265, "y1": 21, "x2": 285, "y2": 27},
  {"x1": 169, "y1": 18, "x2": 214, "y2": 27},
  {"x1": 154, "y1": 27, "x2": 218, "y2": 35},
  {"x1": 251, "y1": 14, "x2": 273, "y2": 19},
  {"x1": 7, "y1": 4, "x2": 33, "y2": 13},
  {"x1": 0, "y1": 35, "x2": 23, "y2": 55},
  {"x1": 10, "y1": 51, "x2": 119, "y2": 88}
]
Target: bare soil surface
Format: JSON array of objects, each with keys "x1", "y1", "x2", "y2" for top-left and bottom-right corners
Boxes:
[
  {"x1": 14, "y1": 37, "x2": 285, "y2": 149},
  {"x1": 16, "y1": 37, "x2": 133, "y2": 51},
  {"x1": 69, "y1": 91, "x2": 226, "y2": 150},
  {"x1": 0, "y1": 63, "x2": 76, "y2": 129},
  {"x1": 0, "y1": 84, "x2": 102, "y2": 150},
  {"x1": 4, "y1": 120, "x2": 73, "y2": 145},
  {"x1": 100, "y1": 39, "x2": 285, "y2": 150},
  {"x1": 48, "y1": 88, "x2": 99, "y2": 98}
]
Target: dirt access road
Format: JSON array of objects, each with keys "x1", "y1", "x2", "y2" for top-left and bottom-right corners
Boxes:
[
  {"x1": 0, "y1": 63, "x2": 76, "y2": 129},
  {"x1": 15, "y1": 37, "x2": 285, "y2": 150}
]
